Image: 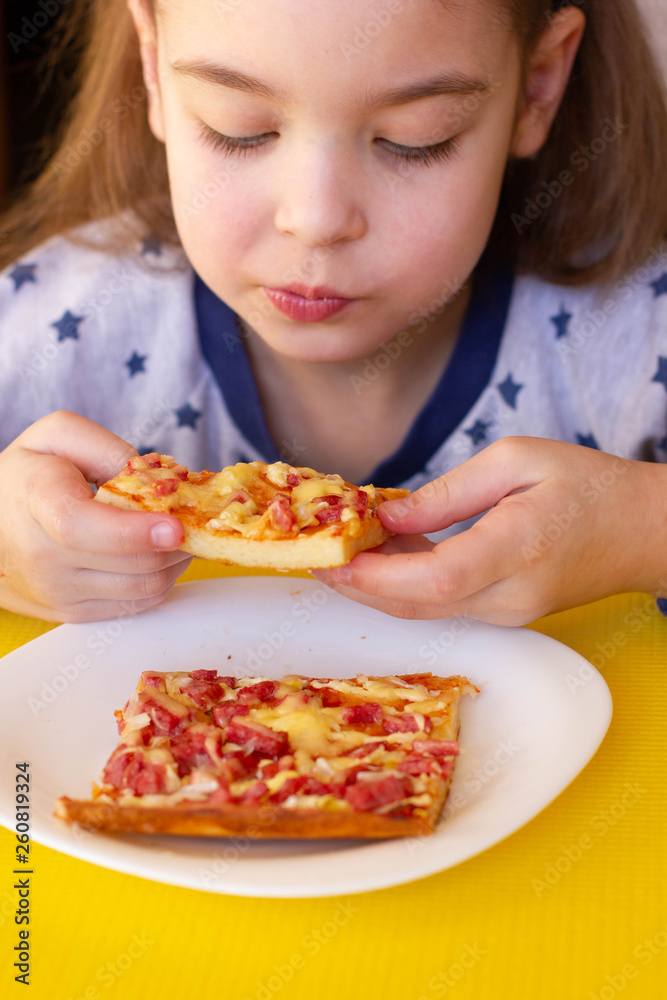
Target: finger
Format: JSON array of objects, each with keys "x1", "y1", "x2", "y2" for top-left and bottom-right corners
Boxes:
[
  {"x1": 379, "y1": 437, "x2": 544, "y2": 535},
  {"x1": 372, "y1": 533, "x2": 436, "y2": 556},
  {"x1": 315, "y1": 573, "x2": 544, "y2": 626},
  {"x1": 320, "y1": 504, "x2": 527, "y2": 605},
  {"x1": 0, "y1": 580, "x2": 178, "y2": 624},
  {"x1": 56, "y1": 593, "x2": 179, "y2": 625},
  {"x1": 27, "y1": 454, "x2": 185, "y2": 554},
  {"x1": 20, "y1": 410, "x2": 138, "y2": 483},
  {"x1": 77, "y1": 549, "x2": 193, "y2": 574},
  {"x1": 311, "y1": 575, "x2": 473, "y2": 621},
  {"x1": 71, "y1": 558, "x2": 189, "y2": 602},
  {"x1": 310, "y1": 535, "x2": 434, "y2": 589}
]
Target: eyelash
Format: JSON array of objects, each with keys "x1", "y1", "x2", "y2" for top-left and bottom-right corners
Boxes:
[{"x1": 199, "y1": 124, "x2": 460, "y2": 166}]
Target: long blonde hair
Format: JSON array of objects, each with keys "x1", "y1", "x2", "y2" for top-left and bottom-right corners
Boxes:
[{"x1": 2, "y1": 0, "x2": 667, "y2": 286}]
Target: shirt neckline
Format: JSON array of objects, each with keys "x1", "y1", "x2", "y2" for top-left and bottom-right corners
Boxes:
[{"x1": 195, "y1": 252, "x2": 514, "y2": 485}]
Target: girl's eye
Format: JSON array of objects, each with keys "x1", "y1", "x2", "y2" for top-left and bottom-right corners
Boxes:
[
  {"x1": 377, "y1": 136, "x2": 461, "y2": 166},
  {"x1": 199, "y1": 123, "x2": 461, "y2": 166},
  {"x1": 200, "y1": 124, "x2": 276, "y2": 155}
]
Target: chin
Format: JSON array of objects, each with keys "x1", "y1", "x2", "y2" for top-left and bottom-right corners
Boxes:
[
  {"x1": 283, "y1": 344, "x2": 375, "y2": 365},
  {"x1": 263, "y1": 331, "x2": 376, "y2": 365}
]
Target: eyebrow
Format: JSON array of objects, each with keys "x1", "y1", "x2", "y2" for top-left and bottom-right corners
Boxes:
[{"x1": 171, "y1": 61, "x2": 490, "y2": 108}]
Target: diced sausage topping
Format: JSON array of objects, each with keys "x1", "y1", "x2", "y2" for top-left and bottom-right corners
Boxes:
[
  {"x1": 138, "y1": 691, "x2": 192, "y2": 735},
  {"x1": 314, "y1": 505, "x2": 344, "y2": 524},
  {"x1": 344, "y1": 774, "x2": 413, "y2": 812},
  {"x1": 191, "y1": 670, "x2": 218, "y2": 681},
  {"x1": 153, "y1": 478, "x2": 180, "y2": 496},
  {"x1": 181, "y1": 677, "x2": 224, "y2": 708},
  {"x1": 382, "y1": 713, "x2": 432, "y2": 734},
  {"x1": 141, "y1": 672, "x2": 166, "y2": 691},
  {"x1": 237, "y1": 681, "x2": 276, "y2": 702},
  {"x1": 411, "y1": 739, "x2": 459, "y2": 757},
  {"x1": 341, "y1": 702, "x2": 382, "y2": 724},
  {"x1": 225, "y1": 720, "x2": 289, "y2": 758},
  {"x1": 97, "y1": 670, "x2": 472, "y2": 819},
  {"x1": 267, "y1": 496, "x2": 298, "y2": 533},
  {"x1": 212, "y1": 702, "x2": 249, "y2": 726}
]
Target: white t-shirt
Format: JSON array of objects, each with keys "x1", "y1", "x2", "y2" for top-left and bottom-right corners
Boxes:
[{"x1": 2, "y1": 223, "x2": 667, "y2": 497}]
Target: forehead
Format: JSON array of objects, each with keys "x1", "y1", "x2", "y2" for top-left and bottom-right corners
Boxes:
[{"x1": 156, "y1": 0, "x2": 515, "y2": 112}]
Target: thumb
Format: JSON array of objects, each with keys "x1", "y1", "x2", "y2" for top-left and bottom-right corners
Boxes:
[
  {"x1": 19, "y1": 410, "x2": 139, "y2": 485},
  {"x1": 378, "y1": 440, "x2": 535, "y2": 534}
]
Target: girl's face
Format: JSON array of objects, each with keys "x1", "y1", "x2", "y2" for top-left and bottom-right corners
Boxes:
[{"x1": 141, "y1": 0, "x2": 525, "y2": 362}]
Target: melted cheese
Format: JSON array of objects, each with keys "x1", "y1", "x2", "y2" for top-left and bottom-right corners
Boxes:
[
  {"x1": 409, "y1": 698, "x2": 454, "y2": 715},
  {"x1": 264, "y1": 463, "x2": 292, "y2": 488},
  {"x1": 207, "y1": 501, "x2": 260, "y2": 535},
  {"x1": 252, "y1": 693, "x2": 387, "y2": 757},
  {"x1": 117, "y1": 459, "x2": 374, "y2": 538},
  {"x1": 122, "y1": 712, "x2": 150, "y2": 733},
  {"x1": 253, "y1": 695, "x2": 336, "y2": 757},
  {"x1": 311, "y1": 676, "x2": 430, "y2": 705},
  {"x1": 229, "y1": 769, "x2": 298, "y2": 799},
  {"x1": 203, "y1": 464, "x2": 258, "y2": 495},
  {"x1": 374, "y1": 793, "x2": 433, "y2": 815},
  {"x1": 281, "y1": 794, "x2": 349, "y2": 811},
  {"x1": 291, "y1": 478, "x2": 345, "y2": 504},
  {"x1": 248, "y1": 682, "x2": 440, "y2": 759}
]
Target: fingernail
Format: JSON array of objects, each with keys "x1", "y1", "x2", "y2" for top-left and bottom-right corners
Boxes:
[
  {"x1": 329, "y1": 565, "x2": 351, "y2": 584},
  {"x1": 384, "y1": 497, "x2": 413, "y2": 518},
  {"x1": 151, "y1": 521, "x2": 180, "y2": 548}
]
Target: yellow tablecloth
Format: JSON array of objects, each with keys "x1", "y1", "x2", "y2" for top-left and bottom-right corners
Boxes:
[{"x1": 1, "y1": 560, "x2": 665, "y2": 1000}]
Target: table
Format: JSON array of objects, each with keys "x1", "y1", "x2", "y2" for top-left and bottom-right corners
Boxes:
[{"x1": 1, "y1": 559, "x2": 665, "y2": 1000}]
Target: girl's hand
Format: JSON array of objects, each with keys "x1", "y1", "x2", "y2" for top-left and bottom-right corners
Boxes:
[
  {"x1": 313, "y1": 437, "x2": 667, "y2": 626},
  {"x1": 0, "y1": 411, "x2": 192, "y2": 622}
]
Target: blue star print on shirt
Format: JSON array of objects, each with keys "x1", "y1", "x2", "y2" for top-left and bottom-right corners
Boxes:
[
  {"x1": 51, "y1": 310, "x2": 84, "y2": 342},
  {"x1": 9, "y1": 264, "x2": 37, "y2": 291},
  {"x1": 497, "y1": 373, "x2": 523, "y2": 409},
  {"x1": 651, "y1": 357, "x2": 667, "y2": 392},
  {"x1": 576, "y1": 433, "x2": 600, "y2": 449},
  {"x1": 464, "y1": 419, "x2": 492, "y2": 446},
  {"x1": 175, "y1": 403, "x2": 202, "y2": 429},
  {"x1": 649, "y1": 272, "x2": 667, "y2": 297},
  {"x1": 125, "y1": 352, "x2": 147, "y2": 377},
  {"x1": 550, "y1": 305, "x2": 573, "y2": 339}
]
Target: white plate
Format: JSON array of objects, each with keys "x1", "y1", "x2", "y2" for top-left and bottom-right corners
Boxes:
[{"x1": 0, "y1": 577, "x2": 612, "y2": 898}]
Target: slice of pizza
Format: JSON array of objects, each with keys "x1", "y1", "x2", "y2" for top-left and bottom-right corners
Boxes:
[
  {"x1": 95, "y1": 455, "x2": 409, "y2": 569},
  {"x1": 55, "y1": 670, "x2": 478, "y2": 839}
]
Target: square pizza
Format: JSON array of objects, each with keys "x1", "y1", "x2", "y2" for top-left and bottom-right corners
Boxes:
[{"x1": 56, "y1": 670, "x2": 478, "y2": 838}]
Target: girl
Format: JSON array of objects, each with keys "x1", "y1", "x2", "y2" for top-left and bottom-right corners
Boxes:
[{"x1": 1, "y1": 0, "x2": 666, "y2": 625}]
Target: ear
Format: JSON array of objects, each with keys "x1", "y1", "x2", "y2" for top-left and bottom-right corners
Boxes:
[
  {"x1": 127, "y1": 0, "x2": 165, "y2": 143},
  {"x1": 510, "y1": 6, "x2": 586, "y2": 159}
]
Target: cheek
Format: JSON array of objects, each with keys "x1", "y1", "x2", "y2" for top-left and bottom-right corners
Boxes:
[
  {"x1": 165, "y1": 146, "x2": 265, "y2": 267},
  {"x1": 386, "y1": 160, "x2": 504, "y2": 283},
  {"x1": 158, "y1": 91, "x2": 260, "y2": 251},
  {"x1": 389, "y1": 115, "x2": 514, "y2": 277}
]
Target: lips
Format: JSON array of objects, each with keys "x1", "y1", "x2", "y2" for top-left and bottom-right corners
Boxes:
[{"x1": 263, "y1": 285, "x2": 353, "y2": 322}]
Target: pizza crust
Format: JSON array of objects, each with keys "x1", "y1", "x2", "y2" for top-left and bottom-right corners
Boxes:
[{"x1": 55, "y1": 790, "x2": 446, "y2": 839}]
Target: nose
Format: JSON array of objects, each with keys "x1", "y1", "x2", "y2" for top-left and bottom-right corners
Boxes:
[{"x1": 273, "y1": 138, "x2": 368, "y2": 248}]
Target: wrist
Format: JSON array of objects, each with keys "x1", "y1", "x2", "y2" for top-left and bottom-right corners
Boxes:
[{"x1": 626, "y1": 461, "x2": 667, "y2": 597}]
